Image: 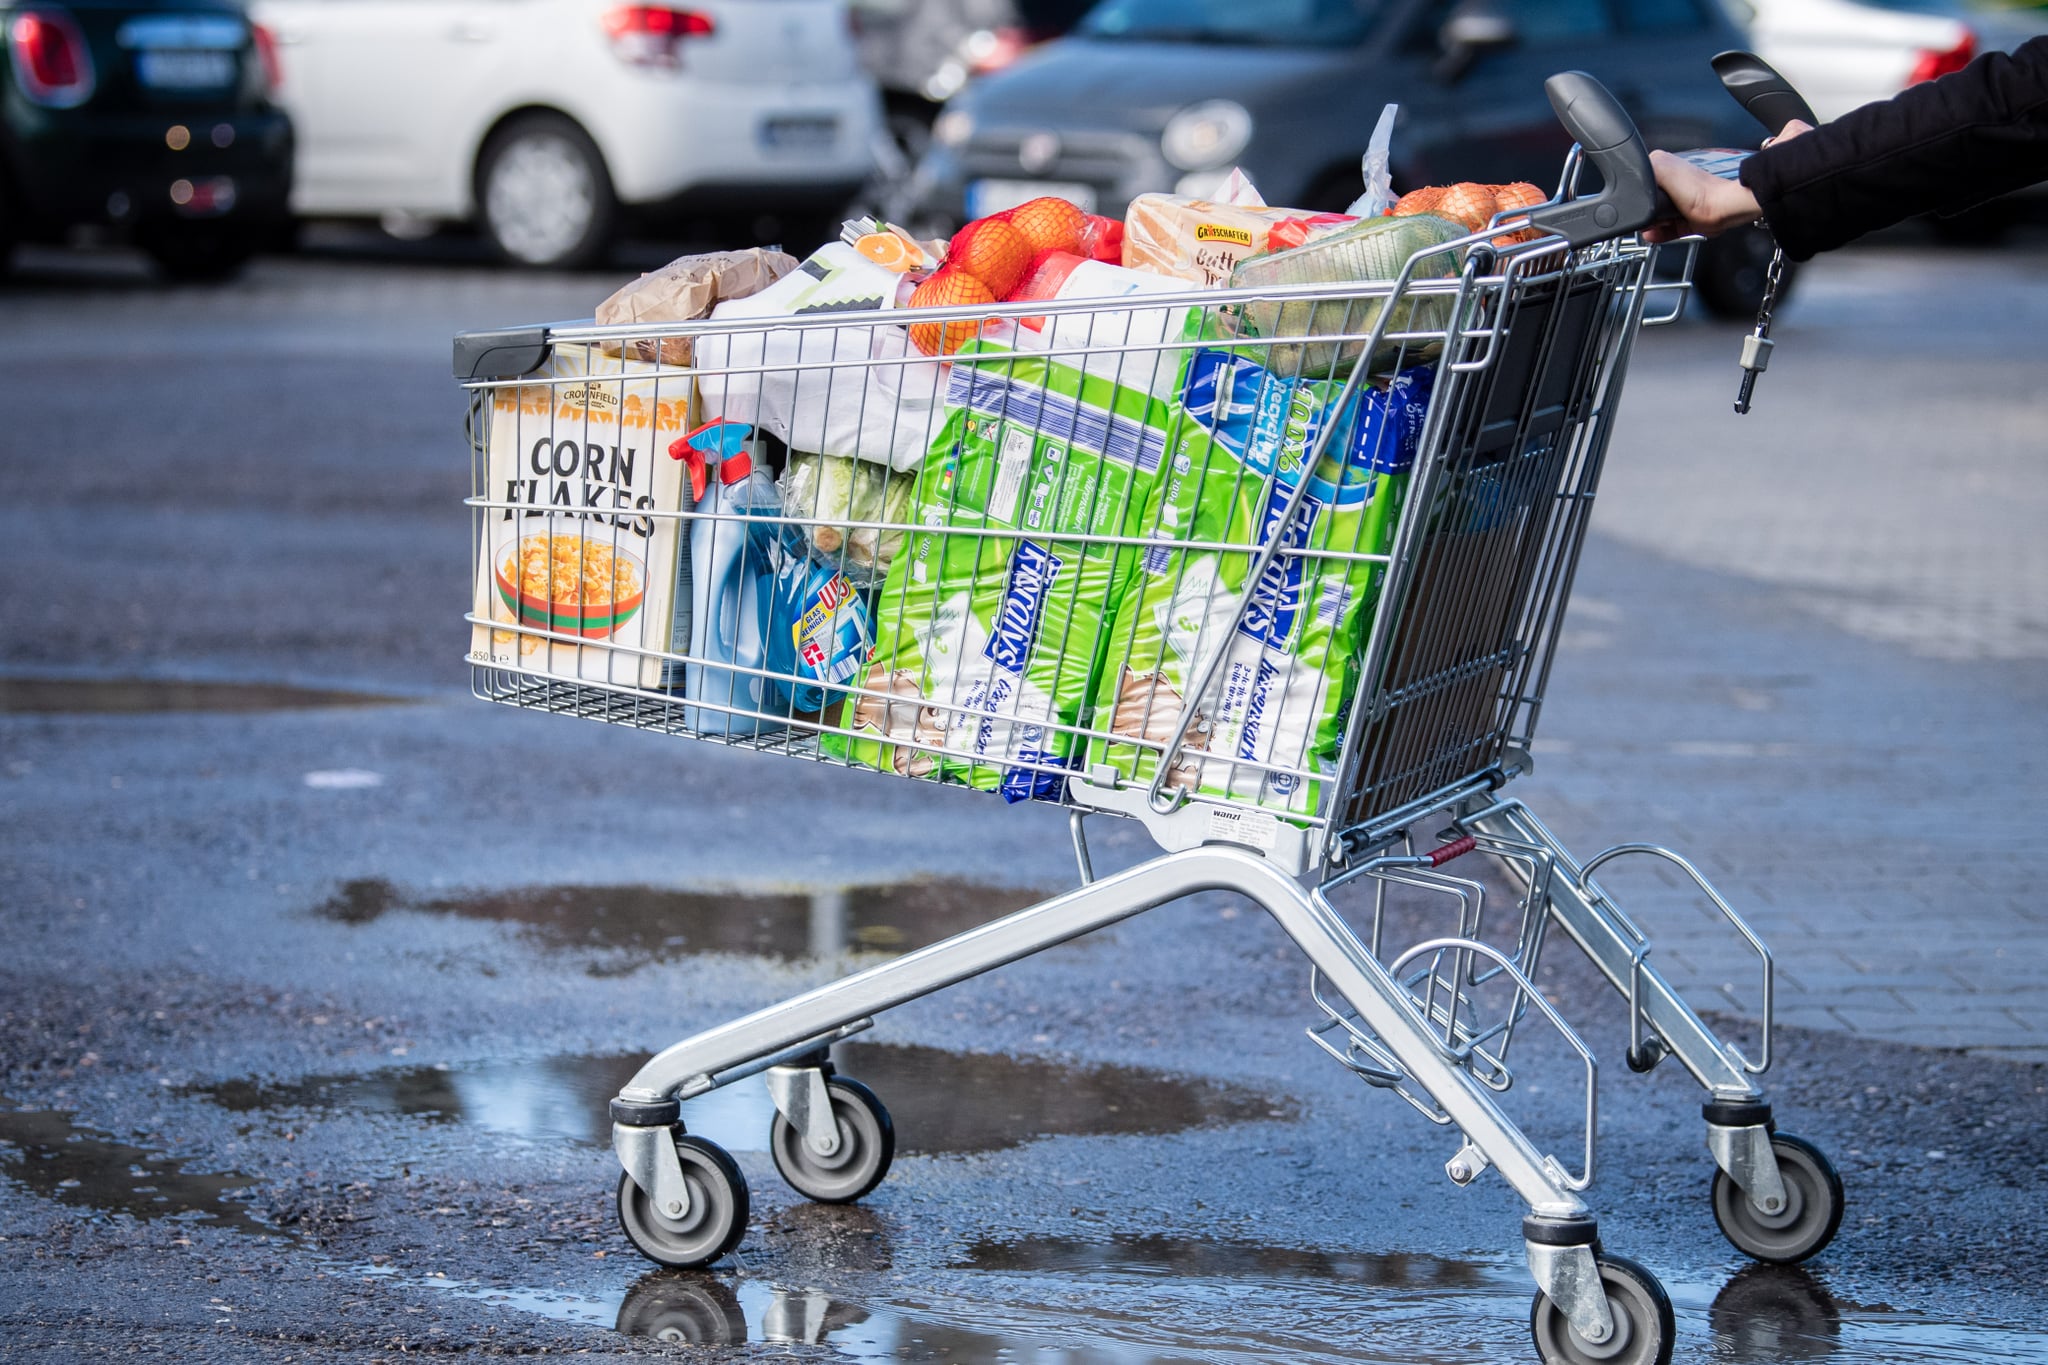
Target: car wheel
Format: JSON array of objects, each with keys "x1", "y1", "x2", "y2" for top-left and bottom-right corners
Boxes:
[
  {"x1": 477, "y1": 113, "x2": 616, "y2": 270},
  {"x1": 143, "y1": 228, "x2": 259, "y2": 283},
  {"x1": 0, "y1": 178, "x2": 20, "y2": 277},
  {"x1": 1690, "y1": 224, "x2": 1794, "y2": 320}
]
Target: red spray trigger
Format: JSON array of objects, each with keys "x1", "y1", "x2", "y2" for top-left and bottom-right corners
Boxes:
[{"x1": 670, "y1": 419, "x2": 755, "y2": 503}]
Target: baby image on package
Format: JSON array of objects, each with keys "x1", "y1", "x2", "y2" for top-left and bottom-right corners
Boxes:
[
  {"x1": 1090, "y1": 350, "x2": 1434, "y2": 818},
  {"x1": 829, "y1": 342, "x2": 1193, "y2": 801}
]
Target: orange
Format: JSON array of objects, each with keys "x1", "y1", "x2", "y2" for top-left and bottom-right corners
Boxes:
[
  {"x1": 1004, "y1": 196, "x2": 1086, "y2": 255},
  {"x1": 946, "y1": 216, "x2": 1033, "y2": 298},
  {"x1": 854, "y1": 230, "x2": 921, "y2": 272},
  {"x1": 906, "y1": 268, "x2": 998, "y2": 356}
]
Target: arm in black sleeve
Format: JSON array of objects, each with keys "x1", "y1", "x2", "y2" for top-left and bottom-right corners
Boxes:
[{"x1": 1738, "y1": 36, "x2": 2048, "y2": 260}]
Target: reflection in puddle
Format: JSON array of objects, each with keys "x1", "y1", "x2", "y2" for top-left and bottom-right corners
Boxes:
[
  {"x1": 189, "y1": 1043, "x2": 1290, "y2": 1156},
  {"x1": 958, "y1": 1232, "x2": 1489, "y2": 1288},
  {"x1": 0, "y1": 1101, "x2": 273, "y2": 1237},
  {"x1": 1679, "y1": 1268, "x2": 2048, "y2": 1363},
  {"x1": 313, "y1": 878, "x2": 1051, "y2": 961},
  {"x1": 1709, "y1": 1264, "x2": 1842, "y2": 1360},
  {"x1": 419, "y1": 1265, "x2": 1506, "y2": 1363},
  {"x1": 259, "y1": 1240, "x2": 2048, "y2": 1364},
  {"x1": 0, "y1": 677, "x2": 406, "y2": 714},
  {"x1": 622, "y1": 1277, "x2": 1201, "y2": 1361}
]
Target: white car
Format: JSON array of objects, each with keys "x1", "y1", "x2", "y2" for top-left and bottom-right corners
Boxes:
[
  {"x1": 1734, "y1": 0, "x2": 2043, "y2": 123},
  {"x1": 252, "y1": 0, "x2": 884, "y2": 267}
]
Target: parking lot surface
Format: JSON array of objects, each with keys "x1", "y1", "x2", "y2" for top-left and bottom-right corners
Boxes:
[{"x1": 1, "y1": 236, "x2": 2045, "y2": 1362}]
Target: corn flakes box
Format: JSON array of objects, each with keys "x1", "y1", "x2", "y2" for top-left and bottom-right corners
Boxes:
[
  {"x1": 468, "y1": 348, "x2": 696, "y2": 690},
  {"x1": 827, "y1": 341, "x2": 1197, "y2": 800}
]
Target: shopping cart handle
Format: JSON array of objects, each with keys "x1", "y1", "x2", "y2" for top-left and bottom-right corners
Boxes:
[
  {"x1": 1526, "y1": 71, "x2": 1669, "y2": 246},
  {"x1": 1712, "y1": 51, "x2": 1818, "y2": 138}
]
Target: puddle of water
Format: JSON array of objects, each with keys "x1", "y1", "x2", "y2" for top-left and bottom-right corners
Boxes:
[
  {"x1": 189, "y1": 1043, "x2": 1289, "y2": 1157},
  {"x1": 1678, "y1": 1268, "x2": 2048, "y2": 1363},
  {"x1": 957, "y1": 1232, "x2": 1489, "y2": 1289},
  {"x1": 0, "y1": 677, "x2": 406, "y2": 714},
  {"x1": 376, "y1": 1266, "x2": 1498, "y2": 1363},
  {"x1": 312, "y1": 878, "x2": 1051, "y2": 962},
  {"x1": 346, "y1": 1243, "x2": 2048, "y2": 1365},
  {"x1": 0, "y1": 1100, "x2": 273, "y2": 1237}
]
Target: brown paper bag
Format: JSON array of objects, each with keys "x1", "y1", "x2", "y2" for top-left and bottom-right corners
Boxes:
[{"x1": 596, "y1": 248, "x2": 799, "y2": 366}]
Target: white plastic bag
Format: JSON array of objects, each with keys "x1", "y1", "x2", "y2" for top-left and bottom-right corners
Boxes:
[
  {"x1": 691, "y1": 242, "x2": 946, "y2": 472},
  {"x1": 1347, "y1": 104, "x2": 1401, "y2": 218}
]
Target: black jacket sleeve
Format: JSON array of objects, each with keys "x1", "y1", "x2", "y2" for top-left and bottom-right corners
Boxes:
[{"x1": 1738, "y1": 36, "x2": 2048, "y2": 260}]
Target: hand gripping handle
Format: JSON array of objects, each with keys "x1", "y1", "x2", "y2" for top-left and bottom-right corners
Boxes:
[
  {"x1": 1526, "y1": 71, "x2": 1669, "y2": 246},
  {"x1": 1711, "y1": 50, "x2": 1818, "y2": 138}
]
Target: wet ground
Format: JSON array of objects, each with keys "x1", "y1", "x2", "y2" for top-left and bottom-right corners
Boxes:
[
  {"x1": 4, "y1": 874, "x2": 2046, "y2": 1364},
  {"x1": 4, "y1": 243, "x2": 2047, "y2": 1362}
]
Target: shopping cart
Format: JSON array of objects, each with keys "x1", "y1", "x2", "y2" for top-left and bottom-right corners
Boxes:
[{"x1": 454, "y1": 72, "x2": 1843, "y2": 1365}]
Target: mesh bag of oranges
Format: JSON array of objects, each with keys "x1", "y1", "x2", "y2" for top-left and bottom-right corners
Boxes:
[{"x1": 898, "y1": 198, "x2": 1126, "y2": 357}]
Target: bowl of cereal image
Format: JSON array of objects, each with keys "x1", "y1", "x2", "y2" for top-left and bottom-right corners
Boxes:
[{"x1": 495, "y1": 533, "x2": 645, "y2": 638}]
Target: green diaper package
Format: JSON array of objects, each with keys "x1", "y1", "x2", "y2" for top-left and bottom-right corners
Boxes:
[
  {"x1": 830, "y1": 343, "x2": 1194, "y2": 800},
  {"x1": 1089, "y1": 348, "x2": 1434, "y2": 818}
]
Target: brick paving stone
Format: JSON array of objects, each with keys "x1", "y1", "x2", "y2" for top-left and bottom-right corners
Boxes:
[{"x1": 1518, "y1": 246, "x2": 2048, "y2": 1062}]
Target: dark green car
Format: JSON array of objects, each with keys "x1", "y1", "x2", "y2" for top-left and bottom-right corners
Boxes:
[{"x1": 2, "y1": 0, "x2": 292, "y2": 279}]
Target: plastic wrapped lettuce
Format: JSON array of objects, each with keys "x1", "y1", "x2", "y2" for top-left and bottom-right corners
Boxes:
[
  {"x1": 1228, "y1": 213, "x2": 1464, "y2": 380},
  {"x1": 781, "y1": 451, "x2": 917, "y2": 589}
]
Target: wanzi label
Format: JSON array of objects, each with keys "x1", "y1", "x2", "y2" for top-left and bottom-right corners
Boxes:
[{"x1": 984, "y1": 540, "x2": 1063, "y2": 675}]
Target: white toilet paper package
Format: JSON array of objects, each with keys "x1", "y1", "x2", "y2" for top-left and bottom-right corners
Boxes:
[
  {"x1": 827, "y1": 340, "x2": 1197, "y2": 800},
  {"x1": 1089, "y1": 348, "x2": 1434, "y2": 818}
]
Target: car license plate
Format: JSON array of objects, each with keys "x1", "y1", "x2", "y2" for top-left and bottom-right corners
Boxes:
[
  {"x1": 758, "y1": 116, "x2": 839, "y2": 152},
  {"x1": 966, "y1": 179, "x2": 1097, "y2": 218},
  {"x1": 136, "y1": 49, "x2": 236, "y2": 90}
]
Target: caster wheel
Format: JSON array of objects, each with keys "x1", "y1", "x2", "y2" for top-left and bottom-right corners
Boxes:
[
  {"x1": 616, "y1": 1133, "x2": 750, "y2": 1268},
  {"x1": 1530, "y1": 1253, "x2": 1674, "y2": 1365},
  {"x1": 1712, "y1": 1132, "x2": 1844, "y2": 1264},
  {"x1": 770, "y1": 1076, "x2": 895, "y2": 1204}
]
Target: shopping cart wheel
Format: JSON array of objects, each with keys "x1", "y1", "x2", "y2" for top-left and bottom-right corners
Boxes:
[
  {"x1": 1529, "y1": 1253, "x2": 1674, "y2": 1365},
  {"x1": 1711, "y1": 1132, "x2": 1844, "y2": 1264},
  {"x1": 616, "y1": 1134, "x2": 750, "y2": 1268},
  {"x1": 769, "y1": 1076, "x2": 895, "y2": 1204}
]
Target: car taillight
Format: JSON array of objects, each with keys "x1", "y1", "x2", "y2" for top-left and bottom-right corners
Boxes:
[
  {"x1": 1908, "y1": 30, "x2": 1975, "y2": 86},
  {"x1": 251, "y1": 21, "x2": 282, "y2": 94},
  {"x1": 603, "y1": 5, "x2": 714, "y2": 69},
  {"x1": 966, "y1": 26, "x2": 1032, "y2": 76},
  {"x1": 8, "y1": 8, "x2": 96, "y2": 109}
]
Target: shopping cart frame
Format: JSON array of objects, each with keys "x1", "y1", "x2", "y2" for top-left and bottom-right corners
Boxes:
[{"x1": 456, "y1": 72, "x2": 1844, "y2": 1365}]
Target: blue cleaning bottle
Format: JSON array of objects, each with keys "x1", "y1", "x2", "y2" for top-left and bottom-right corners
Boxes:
[
  {"x1": 683, "y1": 440, "x2": 785, "y2": 737},
  {"x1": 765, "y1": 549, "x2": 873, "y2": 716}
]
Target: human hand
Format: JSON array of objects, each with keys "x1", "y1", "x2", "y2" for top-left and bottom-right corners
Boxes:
[
  {"x1": 1641, "y1": 121, "x2": 1812, "y2": 243},
  {"x1": 1765, "y1": 119, "x2": 1814, "y2": 148},
  {"x1": 1643, "y1": 150, "x2": 1762, "y2": 242}
]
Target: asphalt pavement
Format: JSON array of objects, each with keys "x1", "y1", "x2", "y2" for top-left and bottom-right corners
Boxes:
[{"x1": 1, "y1": 231, "x2": 2045, "y2": 1363}]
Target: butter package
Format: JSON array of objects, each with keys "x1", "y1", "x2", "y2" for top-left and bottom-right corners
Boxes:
[
  {"x1": 1089, "y1": 351, "x2": 1433, "y2": 817},
  {"x1": 1122, "y1": 193, "x2": 1354, "y2": 288},
  {"x1": 828, "y1": 342, "x2": 1195, "y2": 801}
]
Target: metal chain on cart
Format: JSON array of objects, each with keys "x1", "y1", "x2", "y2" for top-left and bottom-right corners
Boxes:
[{"x1": 1733, "y1": 234, "x2": 1786, "y2": 415}]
